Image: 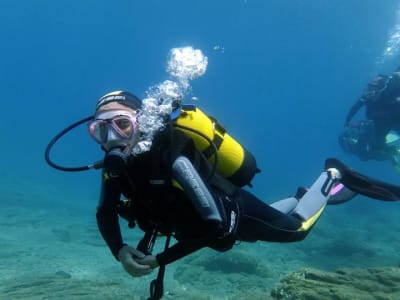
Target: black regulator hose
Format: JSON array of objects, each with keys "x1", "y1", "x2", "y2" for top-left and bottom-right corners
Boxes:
[{"x1": 44, "y1": 115, "x2": 103, "y2": 172}]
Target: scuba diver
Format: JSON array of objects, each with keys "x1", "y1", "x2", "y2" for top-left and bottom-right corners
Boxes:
[
  {"x1": 46, "y1": 90, "x2": 400, "y2": 300},
  {"x1": 339, "y1": 69, "x2": 400, "y2": 171}
]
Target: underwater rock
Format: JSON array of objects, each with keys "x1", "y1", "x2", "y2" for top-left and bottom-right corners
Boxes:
[{"x1": 271, "y1": 266, "x2": 400, "y2": 300}]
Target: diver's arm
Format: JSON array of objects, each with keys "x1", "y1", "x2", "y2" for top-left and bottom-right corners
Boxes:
[
  {"x1": 137, "y1": 239, "x2": 209, "y2": 267},
  {"x1": 155, "y1": 239, "x2": 208, "y2": 266},
  {"x1": 96, "y1": 172, "x2": 126, "y2": 259},
  {"x1": 345, "y1": 98, "x2": 365, "y2": 126},
  {"x1": 383, "y1": 71, "x2": 400, "y2": 98}
]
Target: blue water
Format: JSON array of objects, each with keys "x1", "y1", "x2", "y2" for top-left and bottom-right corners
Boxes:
[{"x1": 2, "y1": 1, "x2": 400, "y2": 298}]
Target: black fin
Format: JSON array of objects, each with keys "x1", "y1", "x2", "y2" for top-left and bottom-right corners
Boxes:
[{"x1": 325, "y1": 158, "x2": 400, "y2": 201}]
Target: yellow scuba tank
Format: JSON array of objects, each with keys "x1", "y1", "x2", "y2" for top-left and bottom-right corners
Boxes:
[{"x1": 174, "y1": 105, "x2": 259, "y2": 187}]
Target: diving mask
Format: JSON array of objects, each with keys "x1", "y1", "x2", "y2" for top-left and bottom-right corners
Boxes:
[{"x1": 88, "y1": 110, "x2": 138, "y2": 150}]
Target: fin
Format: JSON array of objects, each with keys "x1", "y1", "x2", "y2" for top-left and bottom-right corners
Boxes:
[
  {"x1": 325, "y1": 158, "x2": 400, "y2": 201},
  {"x1": 327, "y1": 183, "x2": 357, "y2": 205}
]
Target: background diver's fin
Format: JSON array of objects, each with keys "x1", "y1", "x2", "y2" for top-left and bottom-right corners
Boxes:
[{"x1": 325, "y1": 158, "x2": 400, "y2": 201}]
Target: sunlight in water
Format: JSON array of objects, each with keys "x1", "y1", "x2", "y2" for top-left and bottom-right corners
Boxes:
[{"x1": 376, "y1": 5, "x2": 400, "y2": 66}]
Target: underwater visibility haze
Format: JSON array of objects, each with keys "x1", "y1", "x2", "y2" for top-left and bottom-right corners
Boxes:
[{"x1": 1, "y1": 0, "x2": 400, "y2": 299}]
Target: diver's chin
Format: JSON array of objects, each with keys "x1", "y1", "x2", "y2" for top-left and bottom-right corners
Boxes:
[{"x1": 102, "y1": 139, "x2": 129, "y2": 151}]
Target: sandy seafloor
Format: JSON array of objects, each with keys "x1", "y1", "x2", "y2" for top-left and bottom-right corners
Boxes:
[{"x1": 1, "y1": 173, "x2": 400, "y2": 300}]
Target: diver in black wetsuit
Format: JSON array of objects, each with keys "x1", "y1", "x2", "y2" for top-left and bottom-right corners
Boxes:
[
  {"x1": 89, "y1": 91, "x2": 400, "y2": 299},
  {"x1": 339, "y1": 69, "x2": 400, "y2": 167}
]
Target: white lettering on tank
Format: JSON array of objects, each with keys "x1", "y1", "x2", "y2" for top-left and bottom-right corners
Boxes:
[
  {"x1": 178, "y1": 160, "x2": 210, "y2": 208},
  {"x1": 229, "y1": 211, "x2": 236, "y2": 233}
]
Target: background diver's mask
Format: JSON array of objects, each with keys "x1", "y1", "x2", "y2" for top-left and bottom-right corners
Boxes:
[{"x1": 88, "y1": 110, "x2": 138, "y2": 177}]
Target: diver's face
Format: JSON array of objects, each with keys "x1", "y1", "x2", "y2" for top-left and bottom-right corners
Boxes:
[{"x1": 89, "y1": 103, "x2": 140, "y2": 151}]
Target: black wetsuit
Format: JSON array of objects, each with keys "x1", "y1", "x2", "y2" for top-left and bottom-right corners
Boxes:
[
  {"x1": 345, "y1": 72, "x2": 400, "y2": 156},
  {"x1": 96, "y1": 129, "x2": 306, "y2": 266}
]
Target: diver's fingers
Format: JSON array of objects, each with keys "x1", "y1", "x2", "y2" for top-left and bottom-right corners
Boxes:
[
  {"x1": 128, "y1": 247, "x2": 146, "y2": 259},
  {"x1": 122, "y1": 257, "x2": 153, "y2": 277}
]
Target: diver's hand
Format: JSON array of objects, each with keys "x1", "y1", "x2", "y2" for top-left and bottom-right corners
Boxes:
[
  {"x1": 137, "y1": 255, "x2": 159, "y2": 269},
  {"x1": 117, "y1": 245, "x2": 154, "y2": 277}
]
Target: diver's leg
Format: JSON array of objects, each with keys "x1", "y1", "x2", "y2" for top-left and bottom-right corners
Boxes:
[
  {"x1": 269, "y1": 197, "x2": 298, "y2": 214},
  {"x1": 237, "y1": 168, "x2": 340, "y2": 243},
  {"x1": 291, "y1": 170, "x2": 338, "y2": 225},
  {"x1": 236, "y1": 189, "x2": 306, "y2": 242}
]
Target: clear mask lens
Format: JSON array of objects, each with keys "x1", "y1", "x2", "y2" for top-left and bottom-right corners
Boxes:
[{"x1": 88, "y1": 114, "x2": 137, "y2": 145}]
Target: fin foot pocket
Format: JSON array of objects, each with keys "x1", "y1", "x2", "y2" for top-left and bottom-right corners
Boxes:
[{"x1": 328, "y1": 183, "x2": 357, "y2": 205}]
